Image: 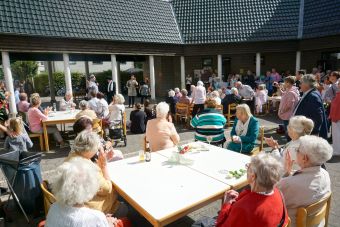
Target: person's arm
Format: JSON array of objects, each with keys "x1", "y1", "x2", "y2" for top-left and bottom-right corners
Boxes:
[
  {"x1": 24, "y1": 134, "x2": 33, "y2": 149},
  {"x1": 239, "y1": 118, "x2": 259, "y2": 143},
  {"x1": 190, "y1": 114, "x2": 199, "y2": 128},
  {"x1": 169, "y1": 123, "x2": 180, "y2": 145},
  {"x1": 308, "y1": 96, "x2": 324, "y2": 135}
]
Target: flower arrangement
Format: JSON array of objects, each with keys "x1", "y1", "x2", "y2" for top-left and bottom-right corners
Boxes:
[{"x1": 177, "y1": 144, "x2": 191, "y2": 154}]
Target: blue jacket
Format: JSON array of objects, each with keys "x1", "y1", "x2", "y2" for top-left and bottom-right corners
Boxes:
[
  {"x1": 227, "y1": 116, "x2": 259, "y2": 153},
  {"x1": 294, "y1": 89, "x2": 328, "y2": 139}
]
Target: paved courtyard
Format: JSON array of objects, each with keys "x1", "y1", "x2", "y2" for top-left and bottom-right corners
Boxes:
[{"x1": 0, "y1": 106, "x2": 339, "y2": 227}]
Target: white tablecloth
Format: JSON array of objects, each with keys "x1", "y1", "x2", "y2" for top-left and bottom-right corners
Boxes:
[
  {"x1": 107, "y1": 153, "x2": 229, "y2": 222},
  {"x1": 45, "y1": 110, "x2": 80, "y2": 122}
]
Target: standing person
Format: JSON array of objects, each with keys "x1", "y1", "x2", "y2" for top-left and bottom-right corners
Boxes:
[
  {"x1": 106, "y1": 76, "x2": 116, "y2": 104},
  {"x1": 254, "y1": 84, "x2": 268, "y2": 115},
  {"x1": 88, "y1": 74, "x2": 99, "y2": 96},
  {"x1": 292, "y1": 74, "x2": 328, "y2": 139},
  {"x1": 264, "y1": 71, "x2": 274, "y2": 96},
  {"x1": 139, "y1": 82, "x2": 150, "y2": 105},
  {"x1": 191, "y1": 81, "x2": 206, "y2": 117},
  {"x1": 330, "y1": 81, "x2": 340, "y2": 156},
  {"x1": 130, "y1": 103, "x2": 146, "y2": 134},
  {"x1": 324, "y1": 71, "x2": 339, "y2": 104},
  {"x1": 126, "y1": 75, "x2": 138, "y2": 108},
  {"x1": 295, "y1": 70, "x2": 305, "y2": 96},
  {"x1": 278, "y1": 76, "x2": 300, "y2": 140},
  {"x1": 186, "y1": 75, "x2": 192, "y2": 95}
]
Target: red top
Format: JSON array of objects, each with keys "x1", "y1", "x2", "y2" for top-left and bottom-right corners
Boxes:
[
  {"x1": 330, "y1": 92, "x2": 340, "y2": 122},
  {"x1": 216, "y1": 188, "x2": 288, "y2": 227}
]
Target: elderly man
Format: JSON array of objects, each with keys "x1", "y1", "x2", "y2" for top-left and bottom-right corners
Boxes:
[
  {"x1": 235, "y1": 81, "x2": 255, "y2": 113},
  {"x1": 221, "y1": 87, "x2": 242, "y2": 114},
  {"x1": 292, "y1": 74, "x2": 328, "y2": 139}
]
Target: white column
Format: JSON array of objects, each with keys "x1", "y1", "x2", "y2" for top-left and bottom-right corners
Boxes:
[
  {"x1": 296, "y1": 51, "x2": 301, "y2": 72},
  {"x1": 217, "y1": 54, "x2": 222, "y2": 79},
  {"x1": 256, "y1": 52, "x2": 261, "y2": 77},
  {"x1": 149, "y1": 55, "x2": 156, "y2": 100},
  {"x1": 63, "y1": 53, "x2": 72, "y2": 94},
  {"x1": 1, "y1": 51, "x2": 17, "y2": 114},
  {"x1": 111, "y1": 54, "x2": 119, "y2": 94},
  {"x1": 180, "y1": 56, "x2": 185, "y2": 89}
]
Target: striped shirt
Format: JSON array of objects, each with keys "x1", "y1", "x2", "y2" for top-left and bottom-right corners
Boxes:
[{"x1": 190, "y1": 108, "x2": 226, "y2": 142}]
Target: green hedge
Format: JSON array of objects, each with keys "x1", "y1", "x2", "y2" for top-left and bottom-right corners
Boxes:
[{"x1": 34, "y1": 72, "x2": 84, "y2": 95}]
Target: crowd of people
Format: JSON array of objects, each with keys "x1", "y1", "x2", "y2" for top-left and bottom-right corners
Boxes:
[{"x1": 0, "y1": 67, "x2": 338, "y2": 226}]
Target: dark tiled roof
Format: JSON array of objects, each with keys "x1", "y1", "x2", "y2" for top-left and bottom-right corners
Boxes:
[
  {"x1": 303, "y1": 0, "x2": 340, "y2": 39},
  {"x1": 171, "y1": 0, "x2": 301, "y2": 44},
  {"x1": 0, "y1": 0, "x2": 182, "y2": 44}
]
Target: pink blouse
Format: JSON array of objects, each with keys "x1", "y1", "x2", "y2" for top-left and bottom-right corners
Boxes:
[{"x1": 27, "y1": 107, "x2": 48, "y2": 132}]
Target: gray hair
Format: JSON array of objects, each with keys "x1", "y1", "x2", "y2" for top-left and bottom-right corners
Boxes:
[
  {"x1": 181, "y1": 89, "x2": 188, "y2": 96},
  {"x1": 197, "y1": 81, "x2": 204, "y2": 86},
  {"x1": 250, "y1": 153, "x2": 283, "y2": 191},
  {"x1": 298, "y1": 135, "x2": 333, "y2": 166},
  {"x1": 174, "y1": 88, "x2": 180, "y2": 93},
  {"x1": 301, "y1": 74, "x2": 317, "y2": 89},
  {"x1": 72, "y1": 131, "x2": 101, "y2": 153},
  {"x1": 156, "y1": 102, "x2": 169, "y2": 118},
  {"x1": 113, "y1": 94, "x2": 125, "y2": 104},
  {"x1": 51, "y1": 157, "x2": 100, "y2": 206},
  {"x1": 288, "y1": 116, "x2": 314, "y2": 136},
  {"x1": 79, "y1": 100, "x2": 89, "y2": 110},
  {"x1": 210, "y1": 90, "x2": 220, "y2": 98},
  {"x1": 168, "y1": 90, "x2": 175, "y2": 97},
  {"x1": 231, "y1": 87, "x2": 238, "y2": 95}
]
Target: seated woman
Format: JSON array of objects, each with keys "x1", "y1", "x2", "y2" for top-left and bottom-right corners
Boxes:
[
  {"x1": 266, "y1": 116, "x2": 314, "y2": 172},
  {"x1": 178, "y1": 89, "x2": 191, "y2": 104},
  {"x1": 277, "y1": 135, "x2": 332, "y2": 227},
  {"x1": 221, "y1": 87, "x2": 242, "y2": 114},
  {"x1": 210, "y1": 90, "x2": 222, "y2": 105},
  {"x1": 46, "y1": 157, "x2": 130, "y2": 227},
  {"x1": 27, "y1": 93, "x2": 67, "y2": 148},
  {"x1": 227, "y1": 104, "x2": 259, "y2": 153},
  {"x1": 76, "y1": 100, "x2": 101, "y2": 133},
  {"x1": 73, "y1": 117, "x2": 123, "y2": 161},
  {"x1": 65, "y1": 131, "x2": 124, "y2": 215},
  {"x1": 96, "y1": 92, "x2": 109, "y2": 118},
  {"x1": 190, "y1": 99, "x2": 226, "y2": 144},
  {"x1": 146, "y1": 102, "x2": 180, "y2": 152},
  {"x1": 59, "y1": 91, "x2": 76, "y2": 111},
  {"x1": 195, "y1": 153, "x2": 288, "y2": 227},
  {"x1": 130, "y1": 103, "x2": 147, "y2": 134},
  {"x1": 108, "y1": 94, "x2": 125, "y2": 123}
]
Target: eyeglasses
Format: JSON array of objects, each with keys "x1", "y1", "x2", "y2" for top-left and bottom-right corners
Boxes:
[{"x1": 245, "y1": 163, "x2": 250, "y2": 169}]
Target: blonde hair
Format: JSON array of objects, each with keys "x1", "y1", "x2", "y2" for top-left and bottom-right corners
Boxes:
[
  {"x1": 113, "y1": 94, "x2": 125, "y2": 104},
  {"x1": 30, "y1": 93, "x2": 41, "y2": 106},
  {"x1": 288, "y1": 116, "x2": 314, "y2": 136},
  {"x1": 8, "y1": 117, "x2": 24, "y2": 134},
  {"x1": 236, "y1": 104, "x2": 252, "y2": 118}
]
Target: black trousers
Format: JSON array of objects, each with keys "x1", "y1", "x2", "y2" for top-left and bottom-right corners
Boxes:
[
  {"x1": 140, "y1": 95, "x2": 148, "y2": 105},
  {"x1": 192, "y1": 104, "x2": 205, "y2": 117},
  {"x1": 128, "y1": 96, "x2": 135, "y2": 107}
]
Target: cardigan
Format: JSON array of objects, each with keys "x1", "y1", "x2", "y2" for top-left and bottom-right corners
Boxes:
[
  {"x1": 227, "y1": 116, "x2": 259, "y2": 153},
  {"x1": 216, "y1": 188, "x2": 288, "y2": 227}
]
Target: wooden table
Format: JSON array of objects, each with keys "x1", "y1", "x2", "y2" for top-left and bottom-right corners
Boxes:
[
  {"x1": 42, "y1": 110, "x2": 80, "y2": 151},
  {"x1": 107, "y1": 143, "x2": 249, "y2": 226}
]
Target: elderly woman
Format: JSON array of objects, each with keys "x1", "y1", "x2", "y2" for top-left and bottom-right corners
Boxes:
[
  {"x1": 227, "y1": 104, "x2": 259, "y2": 153},
  {"x1": 190, "y1": 99, "x2": 226, "y2": 144},
  {"x1": 266, "y1": 116, "x2": 314, "y2": 172},
  {"x1": 221, "y1": 87, "x2": 242, "y2": 114},
  {"x1": 210, "y1": 90, "x2": 221, "y2": 105},
  {"x1": 76, "y1": 100, "x2": 101, "y2": 133},
  {"x1": 197, "y1": 154, "x2": 288, "y2": 226},
  {"x1": 108, "y1": 94, "x2": 125, "y2": 122},
  {"x1": 191, "y1": 81, "x2": 206, "y2": 117},
  {"x1": 27, "y1": 93, "x2": 67, "y2": 148},
  {"x1": 96, "y1": 92, "x2": 109, "y2": 118},
  {"x1": 59, "y1": 91, "x2": 76, "y2": 111},
  {"x1": 174, "y1": 87, "x2": 182, "y2": 103},
  {"x1": 277, "y1": 135, "x2": 332, "y2": 227},
  {"x1": 46, "y1": 157, "x2": 130, "y2": 227},
  {"x1": 65, "y1": 131, "x2": 123, "y2": 215},
  {"x1": 178, "y1": 89, "x2": 191, "y2": 104},
  {"x1": 166, "y1": 89, "x2": 176, "y2": 115},
  {"x1": 146, "y1": 102, "x2": 180, "y2": 152}
]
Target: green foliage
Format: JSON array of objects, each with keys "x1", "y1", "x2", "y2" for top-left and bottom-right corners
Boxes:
[
  {"x1": 11, "y1": 61, "x2": 38, "y2": 81},
  {"x1": 34, "y1": 71, "x2": 85, "y2": 95}
]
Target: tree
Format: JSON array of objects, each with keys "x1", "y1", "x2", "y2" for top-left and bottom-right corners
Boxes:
[{"x1": 11, "y1": 61, "x2": 38, "y2": 81}]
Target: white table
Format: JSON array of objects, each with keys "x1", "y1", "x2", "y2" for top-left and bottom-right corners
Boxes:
[
  {"x1": 107, "y1": 153, "x2": 230, "y2": 227},
  {"x1": 42, "y1": 110, "x2": 80, "y2": 151},
  {"x1": 157, "y1": 142, "x2": 251, "y2": 189}
]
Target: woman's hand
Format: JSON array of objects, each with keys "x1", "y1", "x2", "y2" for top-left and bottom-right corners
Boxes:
[
  {"x1": 264, "y1": 137, "x2": 279, "y2": 149},
  {"x1": 223, "y1": 190, "x2": 239, "y2": 204},
  {"x1": 232, "y1": 135, "x2": 241, "y2": 143},
  {"x1": 97, "y1": 149, "x2": 107, "y2": 169},
  {"x1": 284, "y1": 150, "x2": 294, "y2": 175}
]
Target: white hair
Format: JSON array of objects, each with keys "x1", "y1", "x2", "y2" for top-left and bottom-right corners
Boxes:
[
  {"x1": 250, "y1": 153, "x2": 283, "y2": 191},
  {"x1": 174, "y1": 88, "x2": 180, "y2": 93},
  {"x1": 79, "y1": 100, "x2": 89, "y2": 110},
  {"x1": 156, "y1": 102, "x2": 169, "y2": 118},
  {"x1": 113, "y1": 94, "x2": 125, "y2": 104},
  {"x1": 197, "y1": 81, "x2": 203, "y2": 86},
  {"x1": 231, "y1": 87, "x2": 238, "y2": 94},
  {"x1": 71, "y1": 131, "x2": 101, "y2": 153},
  {"x1": 210, "y1": 90, "x2": 220, "y2": 98},
  {"x1": 51, "y1": 157, "x2": 100, "y2": 206},
  {"x1": 288, "y1": 116, "x2": 314, "y2": 136},
  {"x1": 168, "y1": 90, "x2": 175, "y2": 97},
  {"x1": 301, "y1": 74, "x2": 317, "y2": 88},
  {"x1": 298, "y1": 135, "x2": 333, "y2": 166}
]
